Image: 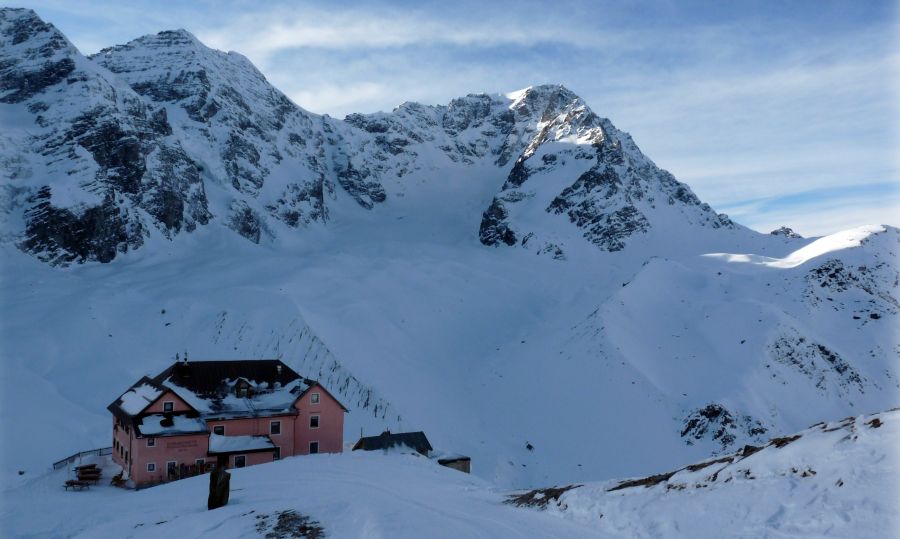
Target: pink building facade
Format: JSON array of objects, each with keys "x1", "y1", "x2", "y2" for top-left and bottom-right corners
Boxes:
[{"x1": 109, "y1": 359, "x2": 347, "y2": 488}]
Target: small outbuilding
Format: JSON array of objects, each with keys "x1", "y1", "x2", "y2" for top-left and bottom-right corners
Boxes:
[
  {"x1": 353, "y1": 431, "x2": 471, "y2": 474},
  {"x1": 436, "y1": 454, "x2": 471, "y2": 474},
  {"x1": 352, "y1": 431, "x2": 433, "y2": 455}
]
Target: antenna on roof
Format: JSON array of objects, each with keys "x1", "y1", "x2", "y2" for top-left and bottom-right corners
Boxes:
[
  {"x1": 176, "y1": 352, "x2": 180, "y2": 362},
  {"x1": 276, "y1": 364, "x2": 282, "y2": 376},
  {"x1": 183, "y1": 350, "x2": 189, "y2": 364}
]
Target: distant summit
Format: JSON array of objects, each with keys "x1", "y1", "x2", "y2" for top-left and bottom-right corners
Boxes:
[{"x1": 770, "y1": 226, "x2": 803, "y2": 238}]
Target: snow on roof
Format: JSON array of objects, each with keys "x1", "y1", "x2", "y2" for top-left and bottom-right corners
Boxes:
[
  {"x1": 353, "y1": 431, "x2": 433, "y2": 454},
  {"x1": 117, "y1": 383, "x2": 163, "y2": 415},
  {"x1": 431, "y1": 450, "x2": 470, "y2": 462},
  {"x1": 137, "y1": 414, "x2": 207, "y2": 436},
  {"x1": 162, "y1": 377, "x2": 307, "y2": 418},
  {"x1": 150, "y1": 360, "x2": 318, "y2": 419},
  {"x1": 208, "y1": 433, "x2": 275, "y2": 454}
]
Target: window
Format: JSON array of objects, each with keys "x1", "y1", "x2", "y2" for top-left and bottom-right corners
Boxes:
[
  {"x1": 147, "y1": 462, "x2": 156, "y2": 472},
  {"x1": 234, "y1": 455, "x2": 246, "y2": 468},
  {"x1": 195, "y1": 458, "x2": 205, "y2": 467},
  {"x1": 273, "y1": 446, "x2": 281, "y2": 460},
  {"x1": 147, "y1": 437, "x2": 155, "y2": 447},
  {"x1": 167, "y1": 461, "x2": 177, "y2": 476},
  {"x1": 124, "y1": 450, "x2": 129, "y2": 462},
  {"x1": 213, "y1": 425, "x2": 225, "y2": 435},
  {"x1": 309, "y1": 441, "x2": 319, "y2": 454},
  {"x1": 309, "y1": 415, "x2": 320, "y2": 429},
  {"x1": 270, "y1": 420, "x2": 281, "y2": 435},
  {"x1": 163, "y1": 401, "x2": 174, "y2": 412},
  {"x1": 310, "y1": 392, "x2": 320, "y2": 404}
]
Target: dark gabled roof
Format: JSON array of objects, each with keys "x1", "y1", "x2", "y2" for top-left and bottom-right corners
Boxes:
[
  {"x1": 437, "y1": 456, "x2": 470, "y2": 464},
  {"x1": 151, "y1": 359, "x2": 303, "y2": 396},
  {"x1": 352, "y1": 431, "x2": 433, "y2": 454}
]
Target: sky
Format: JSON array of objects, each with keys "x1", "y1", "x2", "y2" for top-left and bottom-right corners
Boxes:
[{"x1": 13, "y1": 0, "x2": 899, "y2": 237}]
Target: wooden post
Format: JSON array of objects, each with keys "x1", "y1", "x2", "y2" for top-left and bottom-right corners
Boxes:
[{"x1": 207, "y1": 455, "x2": 230, "y2": 510}]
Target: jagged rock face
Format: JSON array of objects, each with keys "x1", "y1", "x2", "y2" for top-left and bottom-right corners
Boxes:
[
  {"x1": 20, "y1": 187, "x2": 142, "y2": 264},
  {"x1": 771, "y1": 226, "x2": 802, "y2": 238},
  {"x1": 1, "y1": 8, "x2": 210, "y2": 265},
  {"x1": 681, "y1": 404, "x2": 768, "y2": 452},
  {"x1": 0, "y1": 11, "x2": 74, "y2": 104},
  {"x1": 547, "y1": 165, "x2": 651, "y2": 251},
  {"x1": 479, "y1": 199, "x2": 517, "y2": 246},
  {"x1": 767, "y1": 328, "x2": 865, "y2": 396}
]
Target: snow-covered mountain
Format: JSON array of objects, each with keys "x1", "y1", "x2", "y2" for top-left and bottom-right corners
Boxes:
[
  {"x1": 1, "y1": 6, "x2": 897, "y2": 499},
  {"x1": 2, "y1": 7, "x2": 755, "y2": 265},
  {"x1": 0, "y1": 9, "x2": 210, "y2": 264}
]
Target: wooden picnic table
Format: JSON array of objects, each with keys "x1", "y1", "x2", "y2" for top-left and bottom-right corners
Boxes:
[
  {"x1": 64, "y1": 479, "x2": 90, "y2": 491},
  {"x1": 77, "y1": 468, "x2": 102, "y2": 483}
]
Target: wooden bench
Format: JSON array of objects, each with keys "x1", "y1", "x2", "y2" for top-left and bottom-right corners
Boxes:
[
  {"x1": 78, "y1": 475, "x2": 101, "y2": 484},
  {"x1": 64, "y1": 479, "x2": 90, "y2": 491}
]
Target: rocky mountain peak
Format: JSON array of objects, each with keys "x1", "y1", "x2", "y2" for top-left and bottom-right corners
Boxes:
[
  {"x1": 86, "y1": 20, "x2": 391, "y2": 241},
  {"x1": 507, "y1": 84, "x2": 584, "y2": 122},
  {"x1": 0, "y1": 8, "x2": 78, "y2": 104},
  {"x1": 0, "y1": 8, "x2": 69, "y2": 49},
  {"x1": 1, "y1": 8, "x2": 216, "y2": 265},
  {"x1": 771, "y1": 226, "x2": 803, "y2": 239},
  {"x1": 137, "y1": 28, "x2": 201, "y2": 48},
  {"x1": 479, "y1": 82, "x2": 739, "y2": 254}
]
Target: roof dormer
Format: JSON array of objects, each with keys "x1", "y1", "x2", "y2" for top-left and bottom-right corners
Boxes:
[{"x1": 234, "y1": 378, "x2": 252, "y2": 398}]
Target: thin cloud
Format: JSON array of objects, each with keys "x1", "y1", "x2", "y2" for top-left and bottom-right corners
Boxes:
[{"x1": 195, "y1": 5, "x2": 622, "y2": 62}]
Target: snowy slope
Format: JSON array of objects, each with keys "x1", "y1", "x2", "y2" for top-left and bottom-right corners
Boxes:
[
  {"x1": 2, "y1": 409, "x2": 896, "y2": 538},
  {"x1": 1, "y1": 7, "x2": 898, "y2": 500},
  {"x1": 2, "y1": 217, "x2": 896, "y2": 490},
  {"x1": 1, "y1": 450, "x2": 603, "y2": 538},
  {"x1": 515, "y1": 409, "x2": 900, "y2": 539}
]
